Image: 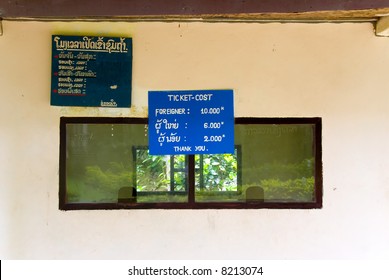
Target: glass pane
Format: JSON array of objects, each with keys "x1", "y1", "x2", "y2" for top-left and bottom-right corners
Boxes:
[
  {"x1": 135, "y1": 151, "x2": 171, "y2": 192},
  {"x1": 135, "y1": 150, "x2": 187, "y2": 203},
  {"x1": 195, "y1": 124, "x2": 316, "y2": 203},
  {"x1": 195, "y1": 150, "x2": 239, "y2": 202},
  {"x1": 65, "y1": 123, "x2": 187, "y2": 204},
  {"x1": 174, "y1": 154, "x2": 186, "y2": 169},
  {"x1": 237, "y1": 124, "x2": 316, "y2": 203}
]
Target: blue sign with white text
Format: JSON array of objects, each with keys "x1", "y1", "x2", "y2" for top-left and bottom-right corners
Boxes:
[
  {"x1": 148, "y1": 89, "x2": 234, "y2": 155},
  {"x1": 51, "y1": 35, "x2": 132, "y2": 107}
]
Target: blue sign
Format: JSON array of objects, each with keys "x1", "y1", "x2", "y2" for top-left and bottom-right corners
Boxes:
[
  {"x1": 148, "y1": 89, "x2": 234, "y2": 155},
  {"x1": 51, "y1": 35, "x2": 132, "y2": 107}
]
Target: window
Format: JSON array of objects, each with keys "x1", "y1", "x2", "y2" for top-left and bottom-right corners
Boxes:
[
  {"x1": 133, "y1": 148, "x2": 189, "y2": 203},
  {"x1": 132, "y1": 146, "x2": 241, "y2": 203},
  {"x1": 60, "y1": 117, "x2": 322, "y2": 209}
]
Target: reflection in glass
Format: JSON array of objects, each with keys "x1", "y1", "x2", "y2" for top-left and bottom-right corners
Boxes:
[
  {"x1": 195, "y1": 150, "x2": 240, "y2": 202},
  {"x1": 65, "y1": 123, "x2": 187, "y2": 204},
  {"x1": 239, "y1": 124, "x2": 316, "y2": 202},
  {"x1": 134, "y1": 149, "x2": 187, "y2": 202},
  {"x1": 195, "y1": 124, "x2": 316, "y2": 203},
  {"x1": 64, "y1": 122, "x2": 317, "y2": 206}
]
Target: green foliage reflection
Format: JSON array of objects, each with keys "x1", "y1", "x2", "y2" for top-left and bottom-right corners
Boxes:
[
  {"x1": 67, "y1": 162, "x2": 133, "y2": 203},
  {"x1": 195, "y1": 153, "x2": 238, "y2": 191}
]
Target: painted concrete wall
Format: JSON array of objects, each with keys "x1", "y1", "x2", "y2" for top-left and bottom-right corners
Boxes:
[{"x1": 1, "y1": 20, "x2": 389, "y2": 259}]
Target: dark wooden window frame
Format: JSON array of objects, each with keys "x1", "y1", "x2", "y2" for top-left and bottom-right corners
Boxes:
[{"x1": 59, "y1": 117, "x2": 322, "y2": 210}]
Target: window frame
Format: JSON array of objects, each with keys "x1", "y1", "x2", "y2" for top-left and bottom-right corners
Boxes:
[
  {"x1": 132, "y1": 146, "x2": 189, "y2": 194},
  {"x1": 59, "y1": 117, "x2": 322, "y2": 210}
]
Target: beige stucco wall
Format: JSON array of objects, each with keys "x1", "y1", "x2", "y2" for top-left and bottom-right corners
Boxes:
[{"x1": 1, "y1": 20, "x2": 389, "y2": 259}]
